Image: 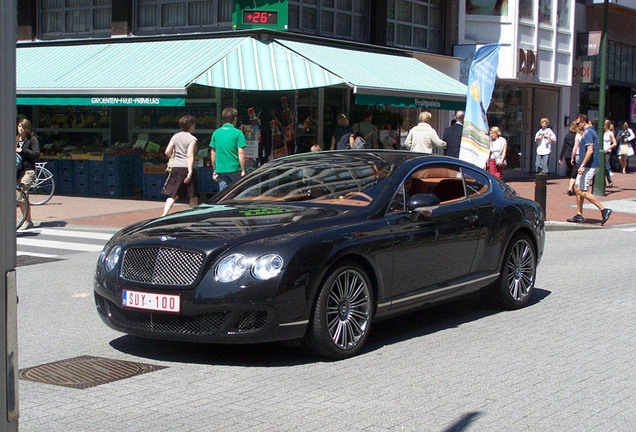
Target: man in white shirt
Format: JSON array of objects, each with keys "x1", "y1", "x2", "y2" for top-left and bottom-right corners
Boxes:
[{"x1": 534, "y1": 117, "x2": 556, "y2": 173}]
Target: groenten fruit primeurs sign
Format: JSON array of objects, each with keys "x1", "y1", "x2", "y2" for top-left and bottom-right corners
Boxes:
[{"x1": 16, "y1": 96, "x2": 186, "y2": 107}]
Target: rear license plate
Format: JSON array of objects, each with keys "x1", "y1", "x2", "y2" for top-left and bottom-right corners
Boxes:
[{"x1": 122, "y1": 289, "x2": 180, "y2": 313}]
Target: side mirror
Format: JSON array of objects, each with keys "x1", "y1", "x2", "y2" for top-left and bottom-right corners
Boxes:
[{"x1": 407, "y1": 193, "x2": 440, "y2": 213}]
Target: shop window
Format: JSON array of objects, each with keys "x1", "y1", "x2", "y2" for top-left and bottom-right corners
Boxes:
[
  {"x1": 466, "y1": 0, "x2": 508, "y2": 16},
  {"x1": 386, "y1": 0, "x2": 443, "y2": 54},
  {"x1": 538, "y1": 0, "x2": 552, "y2": 25},
  {"x1": 518, "y1": 0, "x2": 533, "y2": 21},
  {"x1": 39, "y1": 0, "x2": 112, "y2": 39},
  {"x1": 288, "y1": 0, "x2": 369, "y2": 42},
  {"x1": 557, "y1": 0, "x2": 570, "y2": 28},
  {"x1": 134, "y1": 0, "x2": 232, "y2": 34}
]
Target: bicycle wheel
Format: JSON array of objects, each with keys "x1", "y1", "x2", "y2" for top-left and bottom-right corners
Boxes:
[
  {"x1": 28, "y1": 167, "x2": 55, "y2": 205},
  {"x1": 16, "y1": 190, "x2": 29, "y2": 230}
]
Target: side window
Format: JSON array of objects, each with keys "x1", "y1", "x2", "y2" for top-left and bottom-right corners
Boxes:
[
  {"x1": 388, "y1": 164, "x2": 465, "y2": 213},
  {"x1": 463, "y1": 168, "x2": 490, "y2": 198}
]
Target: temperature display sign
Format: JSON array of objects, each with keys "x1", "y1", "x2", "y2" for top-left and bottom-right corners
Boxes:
[{"x1": 243, "y1": 10, "x2": 278, "y2": 25}]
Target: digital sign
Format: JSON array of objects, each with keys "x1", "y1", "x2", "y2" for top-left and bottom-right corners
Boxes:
[
  {"x1": 233, "y1": 0, "x2": 288, "y2": 30},
  {"x1": 243, "y1": 10, "x2": 278, "y2": 25}
]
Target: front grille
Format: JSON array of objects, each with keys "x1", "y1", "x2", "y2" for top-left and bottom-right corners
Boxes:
[
  {"x1": 100, "y1": 295, "x2": 228, "y2": 337},
  {"x1": 121, "y1": 247, "x2": 204, "y2": 286},
  {"x1": 235, "y1": 311, "x2": 268, "y2": 332}
]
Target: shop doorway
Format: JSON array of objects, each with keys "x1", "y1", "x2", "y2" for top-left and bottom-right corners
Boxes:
[{"x1": 530, "y1": 87, "x2": 560, "y2": 174}]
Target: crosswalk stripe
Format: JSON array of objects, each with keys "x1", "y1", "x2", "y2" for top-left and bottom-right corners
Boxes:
[
  {"x1": 32, "y1": 228, "x2": 114, "y2": 241},
  {"x1": 16, "y1": 238, "x2": 105, "y2": 252},
  {"x1": 17, "y1": 251, "x2": 59, "y2": 258}
]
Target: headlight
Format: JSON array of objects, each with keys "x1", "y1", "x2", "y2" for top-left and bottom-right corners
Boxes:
[
  {"x1": 104, "y1": 245, "x2": 122, "y2": 272},
  {"x1": 215, "y1": 253, "x2": 248, "y2": 282},
  {"x1": 252, "y1": 254, "x2": 284, "y2": 280}
]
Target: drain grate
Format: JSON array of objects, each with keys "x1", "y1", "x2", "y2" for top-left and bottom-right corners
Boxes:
[{"x1": 19, "y1": 355, "x2": 167, "y2": 389}]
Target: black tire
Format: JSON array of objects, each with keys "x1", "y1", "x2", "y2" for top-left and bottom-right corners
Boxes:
[
  {"x1": 28, "y1": 168, "x2": 55, "y2": 206},
  {"x1": 304, "y1": 261, "x2": 374, "y2": 360},
  {"x1": 16, "y1": 189, "x2": 29, "y2": 230},
  {"x1": 485, "y1": 233, "x2": 537, "y2": 310}
]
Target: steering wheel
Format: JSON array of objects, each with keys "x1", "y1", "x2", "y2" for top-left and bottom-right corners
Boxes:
[{"x1": 342, "y1": 191, "x2": 373, "y2": 202}]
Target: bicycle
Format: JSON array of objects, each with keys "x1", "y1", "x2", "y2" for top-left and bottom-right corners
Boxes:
[
  {"x1": 28, "y1": 161, "x2": 55, "y2": 205},
  {"x1": 16, "y1": 183, "x2": 30, "y2": 230}
]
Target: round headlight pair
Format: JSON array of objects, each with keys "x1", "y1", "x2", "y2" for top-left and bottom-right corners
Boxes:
[
  {"x1": 104, "y1": 245, "x2": 122, "y2": 272},
  {"x1": 215, "y1": 253, "x2": 283, "y2": 283}
]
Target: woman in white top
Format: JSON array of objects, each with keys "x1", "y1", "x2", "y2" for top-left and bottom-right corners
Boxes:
[
  {"x1": 488, "y1": 126, "x2": 507, "y2": 180},
  {"x1": 603, "y1": 120, "x2": 617, "y2": 187},
  {"x1": 404, "y1": 111, "x2": 446, "y2": 154}
]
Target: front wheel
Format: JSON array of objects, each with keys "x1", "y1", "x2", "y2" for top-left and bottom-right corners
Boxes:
[
  {"x1": 305, "y1": 261, "x2": 374, "y2": 360},
  {"x1": 486, "y1": 233, "x2": 537, "y2": 310},
  {"x1": 29, "y1": 168, "x2": 55, "y2": 205}
]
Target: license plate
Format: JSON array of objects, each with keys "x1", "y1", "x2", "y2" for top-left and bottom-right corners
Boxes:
[{"x1": 122, "y1": 290, "x2": 180, "y2": 313}]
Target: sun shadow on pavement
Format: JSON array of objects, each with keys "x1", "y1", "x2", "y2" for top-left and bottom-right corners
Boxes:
[
  {"x1": 361, "y1": 288, "x2": 551, "y2": 356},
  {"x1": 441, "y1": 411, "x2": 484, "y2": 432},
  {"x1": 109, "y1": 289, "x2": 551, "y2": 366}
]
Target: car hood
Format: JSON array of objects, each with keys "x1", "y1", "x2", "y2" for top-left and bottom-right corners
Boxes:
[{"x1": 118, "y1": 202, "x2": 361, "y2": 244}]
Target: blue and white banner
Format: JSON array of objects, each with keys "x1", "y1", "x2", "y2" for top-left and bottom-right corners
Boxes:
[{"x1": 459, "y1": 44, "x2": 501, "y2": 168}]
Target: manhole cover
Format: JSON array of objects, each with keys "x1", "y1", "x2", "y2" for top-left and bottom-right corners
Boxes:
[{"x1": 19, "y1": 355, "x2": 167, "y2": 389}]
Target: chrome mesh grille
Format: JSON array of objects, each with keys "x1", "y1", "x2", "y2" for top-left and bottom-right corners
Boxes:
[{"x1": 121, "y1": 247, "x2": 204, "y2": 286}]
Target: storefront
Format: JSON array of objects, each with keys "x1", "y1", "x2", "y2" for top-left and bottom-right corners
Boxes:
[{"x1": 16, "y1": 31, "x2": 467, "y2": 199}]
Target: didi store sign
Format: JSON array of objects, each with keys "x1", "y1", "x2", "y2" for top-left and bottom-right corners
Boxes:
[{"x1": 573, "y1": 61, "x2": 593, "y2": 83}]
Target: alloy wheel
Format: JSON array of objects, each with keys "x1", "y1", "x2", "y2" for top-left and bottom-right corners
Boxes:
[
  {"x1": 325, "y1": 269, "x2": 371, "y2": 350},
  {"x1": 506, "y1": 239, "x2": 535, "y2": 302}
]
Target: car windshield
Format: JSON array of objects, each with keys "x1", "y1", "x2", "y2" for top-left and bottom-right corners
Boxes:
[{"x1": 217, "y1": 153, "x2": 395, "y2": 206}]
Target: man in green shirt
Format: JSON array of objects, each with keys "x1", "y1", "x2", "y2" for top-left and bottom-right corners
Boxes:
[{"x1": 210, "y1": 107, "x2": 246, "y2": 191}]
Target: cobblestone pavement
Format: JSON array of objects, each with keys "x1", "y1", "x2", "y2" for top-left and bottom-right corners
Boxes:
[{"x1": 15, "y1": 228, "x2": 635, "y2": 432}]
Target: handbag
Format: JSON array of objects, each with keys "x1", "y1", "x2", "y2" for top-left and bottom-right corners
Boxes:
[
  {"x1": 619, "y1": 144, "x2": 630, "y2": 156},
  {"x1": 351, "y1": 136, "x2": 368, "y2": 149},
  {"x1": 166, "y1": 153, "x2": 174, "y2": 173}
]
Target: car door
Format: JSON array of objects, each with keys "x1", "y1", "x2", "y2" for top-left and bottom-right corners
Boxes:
[{"x1": 385, "y1": 163, "x2": 481, "y2": 305}]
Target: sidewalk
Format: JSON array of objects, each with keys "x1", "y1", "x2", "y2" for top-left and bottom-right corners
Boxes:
[{"x1": 26, "y1": 171, "x2": 636, "y2": 230}]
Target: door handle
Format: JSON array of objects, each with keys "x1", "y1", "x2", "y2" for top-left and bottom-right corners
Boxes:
[{"x1": 464, "y1": 214, "x2": 479, "y2": 224}]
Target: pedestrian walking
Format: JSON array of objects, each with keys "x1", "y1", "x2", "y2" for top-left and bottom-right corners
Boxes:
[
  {"x1": 161, "y1": 115, "x2": 198, "y2": 217},
  {"x1": 488, "y1": 126, "x2": 507, "y2": 180},
  {"x1": 404, "y1": 111, "x2": 447, "y2": 154},
  {"x1": 567, "y1": 114, "x2": 613, "y2": 225},
  {"x1": 616, "y1": 122, "x2": 635, "y2": 174},
  {"x1": 330, "y1": 113, "x2": 354, "y2": 150},
  {"x1": 602, "y1": 120, "x2": 617, "y2": 187},
  {"x1": 559, "y1": 121, "x2": 579, "y2": 195},
  {"x1": 16, "y1": 117, "x2": 39, "y2": 230},
  {"x1": 351, "y1": 111, "x2": 378, "y2": 149},
  {"x1": 442, "y1": 110, "x2": 464, "y2": 158},
  {"x1": 210, "y1": 107, "x2": 246, "y2": 191},
  {"x1": 534, "y1": 117, "x2": 556, "y2": 174}
]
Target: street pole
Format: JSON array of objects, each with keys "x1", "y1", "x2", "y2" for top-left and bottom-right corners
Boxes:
[
  {"x1": 593, "y1": 0, "x2": 609, "y2": 196},
  {"x1": 1, "y1": 0, "x2": 19, "y2": 430}
]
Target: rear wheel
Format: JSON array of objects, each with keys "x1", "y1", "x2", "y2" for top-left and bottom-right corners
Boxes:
[
  {"x1": 486, "y1": 233, "x2": 536, "y2": 310},
  {"x1": 305, "y1": 261, "x2": 374, "y2": 359}
]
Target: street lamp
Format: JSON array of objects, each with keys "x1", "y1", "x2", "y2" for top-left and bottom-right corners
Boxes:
[{"x1": 593, "y1": 0, "x2": 609, "y2": 197}]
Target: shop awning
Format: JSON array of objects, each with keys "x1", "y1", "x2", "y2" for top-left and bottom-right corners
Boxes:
[
  {"x1": 277, "y1": 40, "x2": 467, "y2": 109},
  {"x1": 16, "y1": 35, "x2": 466, "y2": 109},
  {"x1": 16, "y1": 36, "x2": 346, "y2": 106}
]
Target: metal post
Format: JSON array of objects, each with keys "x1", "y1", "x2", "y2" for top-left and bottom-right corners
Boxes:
[
  {"x1": 1, "y1": 0, "x2": 19, "y2": 429},
  {"x1": 593, "y1": 0, "x2": 609, "y2": 197},
  {"x1": 534, "y1": 173, "x2": 547, "y2": 220}
]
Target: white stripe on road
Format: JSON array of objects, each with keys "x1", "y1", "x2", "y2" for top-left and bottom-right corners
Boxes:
[
  {"x1": 16, "y1": 238, "x2": 105, "y2": 252},
  {"x1": 32, "y1": 228, "x2": 113, "y2": 241},
  {"x1": 17, "y1": 251, "x2": 59, "y2": 258}
]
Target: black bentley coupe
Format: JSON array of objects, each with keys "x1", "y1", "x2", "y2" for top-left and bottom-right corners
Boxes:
[{"x1": 95, "y1": 151, "x2": 544, "y2": 359}]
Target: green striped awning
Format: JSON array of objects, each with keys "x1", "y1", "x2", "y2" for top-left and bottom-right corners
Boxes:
[
  {"x1": 277, "y1": 39, "x2": 467, "y2": 104},
  {"x1": 16, "y1": 36, "x2": 346, "y2": 104},
  {"x1": 192, "y1": 38, "x2": 345, "y2": 91}
]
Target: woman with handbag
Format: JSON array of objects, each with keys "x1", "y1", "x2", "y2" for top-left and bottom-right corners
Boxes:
[
  {"x1": 488, "y1": 126, "x2": 507, "y2": 180},
  {"x1": 617, "y1": 122, "x2": 635, "y2": 174}
]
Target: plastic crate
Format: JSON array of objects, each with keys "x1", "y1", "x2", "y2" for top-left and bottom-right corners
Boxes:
[
  {"x1": 142, "y1": 174, "x2": 167, "y2": 200},
  {"x1": 134, "y1": 157, "x2": 144, "y2": 189},
  {"x1": 57, "y1": 160, "x2": 74, "y2": 181},
  {"x1": 57, "y1": 177, "x2": 74, "y2": 195}
]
